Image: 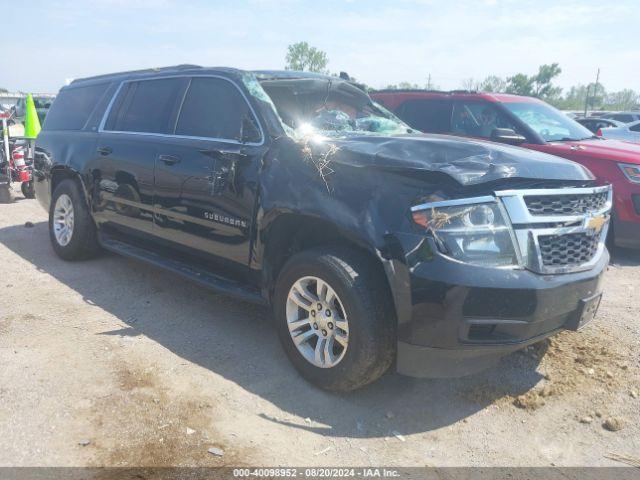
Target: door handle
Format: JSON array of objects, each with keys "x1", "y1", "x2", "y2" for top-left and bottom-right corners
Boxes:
[
  {"x1": 159, "y1": 154, "x2": 181, "y2": 165},
  {"x1": 97, "y1": 146, "x2": 112, "y2": 156}
]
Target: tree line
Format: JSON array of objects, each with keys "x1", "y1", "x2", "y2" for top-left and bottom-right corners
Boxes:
[
  {"x1": 284, "y1": 42, "x2": 638, "y2": 112},
  {"x1": 3, "y1": 44, "x2": 637, "y2": 112},
  {"x1": 447, "y1": 64, "x2": 638, "y2": 112}
]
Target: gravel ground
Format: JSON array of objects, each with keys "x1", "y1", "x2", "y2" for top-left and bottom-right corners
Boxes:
[{"x1": 0, "y1": 185, "x2": 638, "y2": 467}]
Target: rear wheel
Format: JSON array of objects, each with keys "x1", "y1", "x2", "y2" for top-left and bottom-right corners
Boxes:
[
  {"x1": 49, "y1": 179, "x2": 100, "y2": 260},
  {"x1": 273, "y1": 247, "x2": 395, "y2": 391}
]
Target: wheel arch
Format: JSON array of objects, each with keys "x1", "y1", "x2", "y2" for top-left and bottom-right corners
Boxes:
[
  {"x1": 50, "y1": 166, "x2": 91, "y2": 208},
  {"x1": 260, "y1": 213, "x2": 402, "y2": 322}
]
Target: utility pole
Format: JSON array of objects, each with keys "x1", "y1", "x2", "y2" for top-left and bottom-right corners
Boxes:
[
  {"x1": 584, "y1": 68, "x2": 600, "y2": 117},
  {"x1": 426, "y1": 73, "x2": 432, "y2": 90}
]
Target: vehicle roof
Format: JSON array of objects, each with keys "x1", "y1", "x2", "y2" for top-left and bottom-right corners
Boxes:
[
  {"x1": 578, "y1": 117, "x2": 623, "y2": 123},
  {"x1": 69, "y1": 66, "x2": 336, "y2": 88},
  {"x1": 252, "y1": 70, "x2": 335, "y2": 81},
  {"x1": 602, "y1": 111, "x2": 640, "y2": 116},
  {"x1": 371, "y1": 89, "x2": 541, "y2": 103},
  {"x1": 69, "y1": 64, "x2": 208, "y2": 86}
]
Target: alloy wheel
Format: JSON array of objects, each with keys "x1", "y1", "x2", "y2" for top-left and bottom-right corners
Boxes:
[
  {"x1": 286, "y1": 276, "x2": 349, "y2": 368},
  {"x1": 53, "y1": 194, "x2": 75, "y2": 246}
]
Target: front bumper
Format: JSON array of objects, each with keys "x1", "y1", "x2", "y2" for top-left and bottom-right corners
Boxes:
[{"x1": 392, "y1": 234, "x2": 608, "y2": 378}]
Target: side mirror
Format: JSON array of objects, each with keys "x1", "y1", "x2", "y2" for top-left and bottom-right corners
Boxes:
[{"x1": 491, "y1": 128, "x2": 526, "y2": 145}]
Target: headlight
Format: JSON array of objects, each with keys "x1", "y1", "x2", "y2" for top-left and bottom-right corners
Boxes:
[
  {"x1": 411, "y1": 197, "x2": 518, "y2": 267},
  {"x1": 618, "y1": 163, "x2": 640, "y2": 184}
]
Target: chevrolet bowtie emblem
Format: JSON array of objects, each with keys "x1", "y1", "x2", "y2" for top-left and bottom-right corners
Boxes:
[{"x1": 587, "y1": 215, "x2": 606, "y2": 233}]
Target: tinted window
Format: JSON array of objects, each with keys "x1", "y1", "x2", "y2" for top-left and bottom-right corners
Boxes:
[
  {"x1": 578, "y1": 119, "x2": 602, "y2": 133},
  {"x1": 451, "y1": 101, "x2": 520, "y2": 139},
  {"x1": 609, "y1": 114, "x2": 634, "y2": 123},
  {"x1": 105, "y1": 78, "x2": 186, "y2": 134},
  {"x1": 396, "y1": 99, "x2": 451, "y2": 133},
  {"x1": 44, "y1": 84, "x2": 108, "y2": 130},
  {"x1": 176, "y1": 77, "x2": 260, "y2": 142},
  {"x1": 630, "y1": 122, "x2": 640, "y2": 132}
]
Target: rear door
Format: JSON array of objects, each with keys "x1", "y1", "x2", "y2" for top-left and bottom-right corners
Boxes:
[
  {"x1": 91, "y1": 77, "x2": 188, "y2": 239},
  {"x1": 152, "y1": 76, "x2": 265, "y2": 265}
]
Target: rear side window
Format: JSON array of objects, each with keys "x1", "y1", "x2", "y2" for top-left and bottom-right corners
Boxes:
[
  {"x1": 630, "y1": 123, "x2": 640, "y2": 132},
  {"x1": 175, "y1": 77, "x2": 260, "y2": 142},
  {"x1": 44, "y1": 84, "x2": 108, "y2": 130},
  {"x1": 396, "y1": 99, "x2": 451, "y2": 133},
  {"x1": 609, "y1": 114, "x2": 634, "y2": 123},
  {"x1": 104, "y1": 78, "x2": 187, "y2": 134}
]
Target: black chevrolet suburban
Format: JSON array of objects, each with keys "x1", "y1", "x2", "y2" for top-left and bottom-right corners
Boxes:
[{"x1": 34, "y1": 65, "x2": 611, "y2": 391}]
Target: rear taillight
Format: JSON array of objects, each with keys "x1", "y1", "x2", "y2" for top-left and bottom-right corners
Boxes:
[{"x1": 596, "y1": 128, "x2": 602, "y2": 137}]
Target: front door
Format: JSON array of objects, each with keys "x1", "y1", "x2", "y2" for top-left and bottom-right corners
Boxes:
[
  {"x1": 152, "y1": 76, "x2": 265, "y2": 266},
  {"x1": 90, "y1": 76, "x2": 188, "y2": 240}
]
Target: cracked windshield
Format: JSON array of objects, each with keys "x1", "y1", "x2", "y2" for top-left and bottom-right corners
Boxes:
[{"x1": 259, "y1": 77, "x2": 411, "y2": 137}]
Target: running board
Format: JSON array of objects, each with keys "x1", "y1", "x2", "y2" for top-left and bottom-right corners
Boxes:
[{"x1": 99, "y1": 235, "x2": 266, "y2": 305}]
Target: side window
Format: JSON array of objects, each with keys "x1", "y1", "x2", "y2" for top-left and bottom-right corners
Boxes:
[
  {"x1": 43, "y1": 83, "x2": 109, "y2": 131},
  {"x1": 630, "y1": 123, "x2": 640, "y2": 132},
  {"x1": 451, "y1": 101, "x2": 519, "y2": 139},
  {"x1": 396, "y1": 99, "x2": 451, "y2": 133},
  {"x1": 104, "y1": 78, "x2": 187, "y2": 134},
  {"x1": 175, "y1": 77, "x2": 260, "y2": 142},
  {"x1": 611, "y1": 114, "x2": 633, "y2": 123}
]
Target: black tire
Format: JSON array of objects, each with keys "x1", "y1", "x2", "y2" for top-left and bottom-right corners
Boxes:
[
  {"x1": 49, "y1": 179, "x2": 100, "y2": 260},
  {"x1": 273, "y1": 246, "x2": 396, "y2": 391},
  {"x1": 21, "y1": 181, "x2": 35, "y2": 199}
]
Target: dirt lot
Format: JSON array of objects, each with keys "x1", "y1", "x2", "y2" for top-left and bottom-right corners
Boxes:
[{"x1": 0, "y1": 185, "x2": 638, "y2": 467}]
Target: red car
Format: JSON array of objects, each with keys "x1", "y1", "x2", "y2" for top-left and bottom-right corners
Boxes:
[{"x1": 372, "y1": 90, "x2": 640, "y2": 249}]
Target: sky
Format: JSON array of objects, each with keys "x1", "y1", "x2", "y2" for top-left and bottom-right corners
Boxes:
[{"x1": 1, "y1": 0, "x2": 638, "y2": 94}]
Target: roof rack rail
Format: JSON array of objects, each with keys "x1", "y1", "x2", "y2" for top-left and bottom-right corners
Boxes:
[{"x1": 71, "y1": 64, "x2": 203, "y2": 85}]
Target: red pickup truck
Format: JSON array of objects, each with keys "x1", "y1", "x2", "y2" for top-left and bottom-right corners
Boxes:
[{"x1": 372, "y1": 90, "x2": 640, "y2": 249}]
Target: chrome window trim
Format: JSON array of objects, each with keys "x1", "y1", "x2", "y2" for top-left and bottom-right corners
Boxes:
[{"x1": 97, "y1": 74, "x2": 266, "y2": 147}]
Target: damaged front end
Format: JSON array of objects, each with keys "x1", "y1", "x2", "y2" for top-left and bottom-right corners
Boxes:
[
  {"x1": 242, "y1": 70, "x2": 612, "y2": 379},
  {"x1": 394, "y1": 183, "x2": 612, "y2": 378}
]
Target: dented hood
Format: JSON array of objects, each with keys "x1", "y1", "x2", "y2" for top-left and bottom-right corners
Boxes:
[{"x1": 329, "y1": 134, "x2": 594, "y2": 185}]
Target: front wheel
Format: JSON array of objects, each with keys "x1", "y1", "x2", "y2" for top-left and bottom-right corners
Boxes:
[{"x1": 273, "y1": 247, "x2": 396, "y2": 391}]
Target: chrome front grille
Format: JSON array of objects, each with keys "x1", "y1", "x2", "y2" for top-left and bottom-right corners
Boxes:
[
  {"x1": 524, "y1": 191, "x2": 609, "y2": 216},
  {"x1": 496, "y1": 185, "x2": 612, "y2": 274},
  {"x1": 538, "y1": 232, "x2": 600, "y2": 267}
]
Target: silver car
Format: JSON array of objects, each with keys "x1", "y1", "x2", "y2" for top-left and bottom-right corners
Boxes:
[
  {"x1": 601, "y1": 111, "x2": 640, "y2": 124},
  {"x1": 600, "y1": 120, "x2": 640, "y2": 143}
]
